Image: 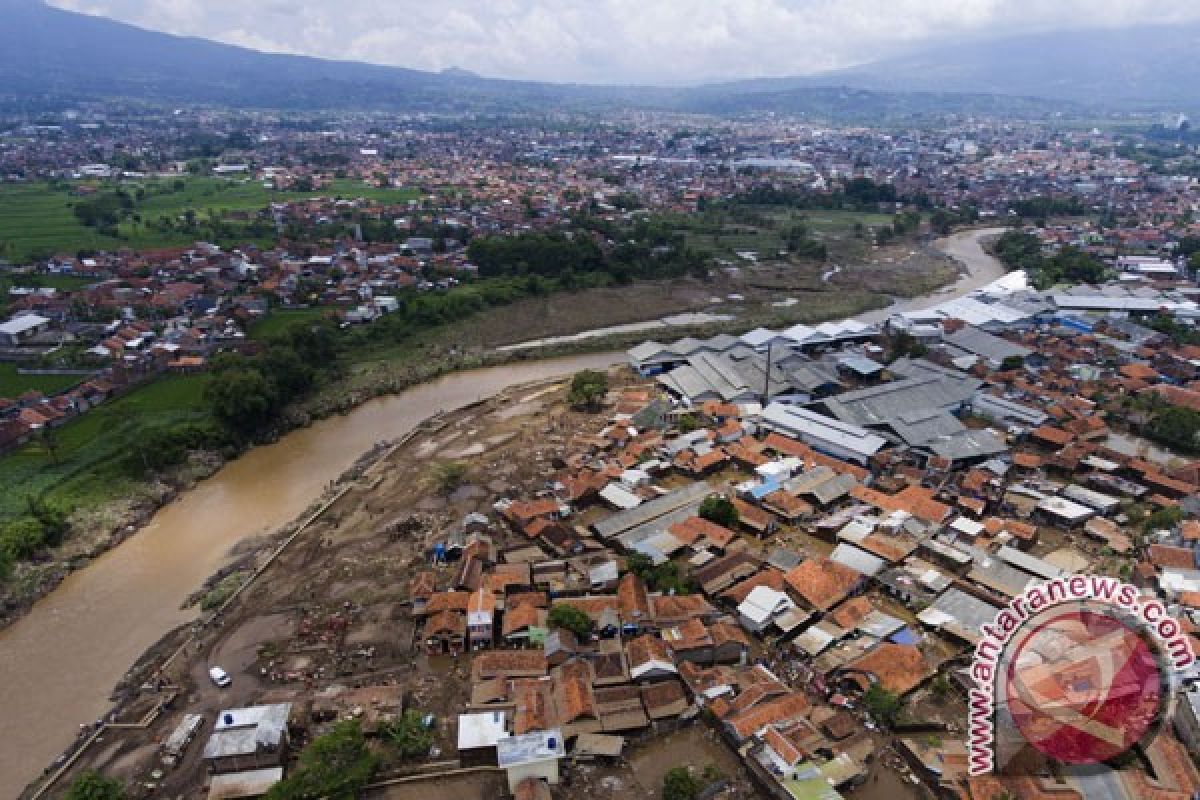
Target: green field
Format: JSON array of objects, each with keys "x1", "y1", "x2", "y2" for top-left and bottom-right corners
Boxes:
[
  {"x1": 0, "y1": 374, "x2": 210, "y2": 519},
  {"x1": 0, "y1": 364, "x2": 87, "y2": 399},
  {"x1": 249, "y1": 307, "x2": 331, "y2": 340},
  {"x1": 0, "y1": 177, "x2": 420, "y2": 262},
  {"x1": 676, "y1": 208, "x2": 897, "y2": 262}
]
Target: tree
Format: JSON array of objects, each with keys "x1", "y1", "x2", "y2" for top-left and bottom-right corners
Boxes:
[
  {"x1": 699, "y1": 495, "x2": 738, "y2": 528},
  {"x1": 663, "y1": 766, "x2": 700, "y2": 800},
  {"x1": 548, "y1": 603, "x2": 593, "y2": 639},
  {"x1": 382, "y1": 709, "x2": 433, "y2": 758},
  {"x1": 864, "y1": 684, "x2": 902, "y2": 727},
  {"x1": 931, "y1": 672, "x2": 953, "y2": 700},
  {"x1": 432, "y1": 461, "x2": 468, "y2": 494},
  {"x1": 0, "y1": 516, "x2": 46, "y2": 561},
  {"x1": 1144, "y1": 506, "x2": 1183, "y2": 534},
  {"x1": 65, "y1": 770, "x2": 125, "y2": 800},
  {"x1": 267, "y1": 721, "x2": 378, "y2": 800},
  {"x1": 206, "y1": 367, "x2": 279, "y2": 438},
  {"x1": 1147, "y1": 406, "x2": 1200, "y2": 453},
  {"x1": 568, "y1": 369, "x2": 608, "y2": 410},
  {"x1": 999, "y1": 355, "x2": 1025, "y2": 371}
]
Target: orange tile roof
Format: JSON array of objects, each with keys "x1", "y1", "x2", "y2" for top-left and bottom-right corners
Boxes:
[
  {"x1": 849, "y1": 484, "x2": 951, "y2": 525},
  {"x1": 761, "y1": 433, "x2": 869, "y2": 480},
  {"x1": 727, "y1": 692, "x2": 811, "y2": 739},
  {"x1": 617, "y1": 573, "x2": 652, "y2": 624},
  {"x1": 829, "y1": 596, "x2": 874, "y2": 629},
  {"x1": 1119, "y1": 363, "x2": 1160, "y2": 380},
  {"x1": 424, "y1": 591, "x2": 470, "y2": 613},
  {"x1": 626, "y1": 634, "x2": 673, "y2": 669},
  {"x1": 652, "y1": 594, "x2": 716, "y2": 622},
  {"x1": 553, "y1": 660, "x2": 596, "y2": 723},
  {"x1": 502, "y1": 603, "x2": 546, "y2": 636},
  {"x1": 721, "y1": 568, "x2": 785, "y2": 604},
  {"x1": 844, "y1": 643, "x2": 930, "y2": 695},
  {"x1": 1031, "y1": 425, "x2": 1075, "y2": 446},
  {"x1": 1148, "y1": 544, "x2": 1196, "y2": 570},
  {"x1": 731, "y1": 497, "x2": 773, "y2": 531},
  {"x1": 784, "y1": 557, "x2": 863, "y2": 611},
  {"x1": 425, "y1": 610, "x2": 465, "y2": 635}
]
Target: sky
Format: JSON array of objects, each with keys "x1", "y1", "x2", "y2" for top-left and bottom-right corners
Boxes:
[{"x1": 47, "y1": 0, "x2": 1200, "y2": 86}]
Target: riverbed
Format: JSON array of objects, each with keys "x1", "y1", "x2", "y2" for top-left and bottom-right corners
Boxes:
[{"x1": 0, "y1": 228, "x2": 1008, "y2": 797}]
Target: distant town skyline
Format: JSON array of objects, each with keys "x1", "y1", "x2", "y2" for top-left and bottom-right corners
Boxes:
[{"x1": 47, "y1": 0, "x2": 1200, "y2": 86}]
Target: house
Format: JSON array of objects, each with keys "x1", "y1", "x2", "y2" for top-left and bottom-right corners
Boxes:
[
  {"x1": 626, "y1": 634, "x2": 677, "y2": 682},
  {"x1": 424, "y1": 610, "x2": 467, "y2": 655},
  {"x1": 661, "y1": 618, "x2": 714, "y2": 664},
  {"x1": 202, "y1": 704, "x2": 292, "y2": 774},
  {"x1": 457, "y1": 711, "x2": 510, "y2": 767},
  {"x1": 0, "y1": 313, "x2": 51, "y2": 346},
  {"x1": 467, "y1": 588, "x2": 496, "y2": 650},
  {"x1": 759, "y1": 403, "x2": 887, "y2": 466},
  {"x1": 838, "y1": 643, "x2": 931, "y2": 696},
  {"x1": 496, "y1": 730, "x2": 565, "y2": 794},
  {"x1": 641, "y1": 679, "x2": 690, "y2": 719},
  {"x1": 737, "y1": 585, "x2": 796, "y2": 633},
  {"x1": 784, "y1": 558, "x2": 864, "y2": 612},
  {"x1": 1175, "y1": 688, "x2": 1200, "y2": 752}
]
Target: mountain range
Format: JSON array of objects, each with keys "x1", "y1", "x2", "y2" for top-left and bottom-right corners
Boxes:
[{"x1": 0, "y1": 0, "x2": 1193, "y2": 115}]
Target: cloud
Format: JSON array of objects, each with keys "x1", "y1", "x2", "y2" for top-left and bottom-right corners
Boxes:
[{"x1": 47, "y1": 0, "x2": 1200, "y2": 85}]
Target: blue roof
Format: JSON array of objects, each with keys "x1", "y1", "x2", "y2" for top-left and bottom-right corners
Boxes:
[
  {"x1": 889, "y1": 626, "x2": 920, "y2": 645},
  {"x1": 749, "y1": 480, "x2": 782, "y2": 500}
]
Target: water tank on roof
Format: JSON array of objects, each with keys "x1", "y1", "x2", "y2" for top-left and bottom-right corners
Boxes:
[
  {"x1": 547, "y1": 736, "x2": 557, "y2": 750},
  {"x1": 224, "y1": 713, "x2": 234, "y2": 725}
]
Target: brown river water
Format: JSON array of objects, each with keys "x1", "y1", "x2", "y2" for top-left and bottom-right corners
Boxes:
[
  {"x1": 0, "y1": 353, "x2": 621, "y2": 796},
  {"x1": 0, "y1": 229, "x2": 1007, "y2": 796}
]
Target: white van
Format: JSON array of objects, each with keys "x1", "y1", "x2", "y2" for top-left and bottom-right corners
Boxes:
[{"x1": 208, "y1": 666, "x2": 232, "y2": 688}]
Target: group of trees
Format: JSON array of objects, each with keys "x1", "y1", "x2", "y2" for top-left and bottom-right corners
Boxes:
[
  {"x1": 625, "y1": 552, "x2": 692, "y2": 595},
  {"x1": 548, "y1": 602, "x2": 593, "y2": 639},
  {"x1": 698, "y1": 495, "x2": 738, "y2": 528},
  {"x1": 1146, "y1": 406, "x2": 1200, "y2": 454},
  {"x1": 206, "y1": 320, "x2": 337, "y2": 440},
  {"x1": 726, "y1": 177, "x2": 899, "y2": 212},
  {"x1": 468, "y1": 219, "x2": 711, "y2": 286},
  {"x1": 72, "y1": 189, "x2": 135, "y2": 235},
  {"x1": 0, "y1": 498, "x2": 70, "y2": 580},
  {"x1": 662, "y1": 765, "x2": 723, "y2": 800},
  {"x1": 267, "y1": 721, "x2": 379, "y2": 800},
  {"x1": 782, "y1": 222, "x2": 827, "y2": 259},
  {"x1": 568, "y1": 369, "x2": 608, "y2": 410},
  {"x1": 991, "y1": 231, "x2": 1108, "y2": 289}
]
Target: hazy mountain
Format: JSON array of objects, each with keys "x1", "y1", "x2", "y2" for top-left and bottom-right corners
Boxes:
[
  {"x1": 817, "y1": 23, "x2": 1200, "y2": 108},
  {"x1": 0, "y1": 0, "x2": 1069, "y2": 118}
]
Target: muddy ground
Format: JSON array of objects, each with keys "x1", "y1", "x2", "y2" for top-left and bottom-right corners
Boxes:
[{"x1": 40, "y1": 369, "x2": 650, "y2": 797}]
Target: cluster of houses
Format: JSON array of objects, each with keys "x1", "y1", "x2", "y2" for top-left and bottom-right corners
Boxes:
[{"x1": 380, "y1": 274, "x2": 1200, "y2": 799}]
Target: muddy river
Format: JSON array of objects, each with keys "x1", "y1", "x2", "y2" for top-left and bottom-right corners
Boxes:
[{"x1": 0, "y1": 228, "x2": 1008, "y2": 796}]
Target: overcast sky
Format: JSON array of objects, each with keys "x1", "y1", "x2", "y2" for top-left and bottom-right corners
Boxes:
[{"x1": 48, "y1": 0, "x2": 1200, "y2": 85}]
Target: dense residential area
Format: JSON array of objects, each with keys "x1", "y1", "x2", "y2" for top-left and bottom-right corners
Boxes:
[
  {"x1": 5, "y1": 25, "x2": 1200, "y2": 800},
  {"x1": 29, "y1": 249, "x2": 1200, "y2": 800}
]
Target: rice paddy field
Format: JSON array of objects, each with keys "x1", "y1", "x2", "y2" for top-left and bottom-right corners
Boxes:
[{"x1": 0, "y1": 177, "x2": 420, "y2": 262}]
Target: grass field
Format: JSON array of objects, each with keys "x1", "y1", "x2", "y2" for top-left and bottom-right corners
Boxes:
[
  {"x1": 249, "y1": 307, "x2": 331, "y2": 340},
  {"x1": 0, "y1": 177, "x2": 420, "y2": 262},
  {"x1": 676, "y1": 208, "x2": 896, "y2": 263},
  {"x1": 0, "y1": 364, "x2": 86, "y2": 399},
  {"x1": 0, "y1": 374, "x2": 211, "y2": 519}
]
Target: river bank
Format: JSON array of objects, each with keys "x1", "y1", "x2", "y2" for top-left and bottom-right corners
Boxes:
[{"x1": 2, "y1": 227, "x2": 1008, "y2": 797}]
